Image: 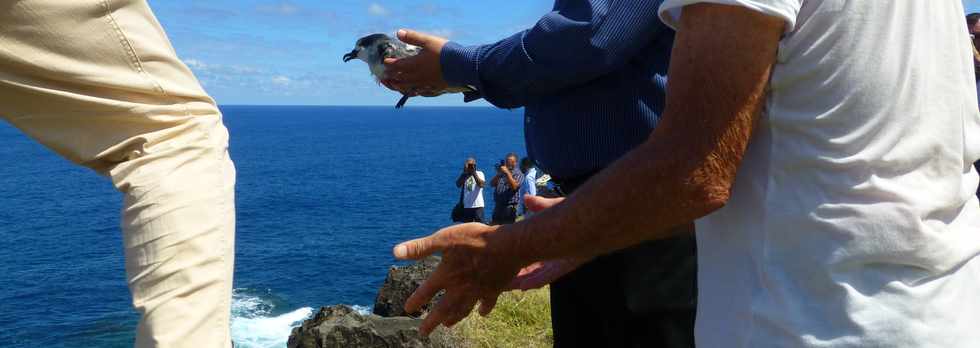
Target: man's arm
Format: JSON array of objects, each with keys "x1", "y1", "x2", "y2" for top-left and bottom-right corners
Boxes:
[
  {"x1": 385, "y1": 0, "x2": 669, "y2": 109},
  {"x1": 503, "y1": 169, "x2": 520, "y2": 191},
  {"x1": 474, "y1": 172, "x2": 485, "y2": 188},
  {"x1": 393, "y1": 3, "x2": 786, "y2": 335},
  {"x1": 455, "y1": 173, "x2": 469, "y2": 188}
]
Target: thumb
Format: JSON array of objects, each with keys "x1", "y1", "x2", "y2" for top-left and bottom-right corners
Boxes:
[
  {"x1": 394, "y1": 233, "x2": 445, "y2": 260},
  {"x1": 525, "y1": 195, "x2": 565, "y2": 213},
  {"x1": 397, "y1": 29, "x2": 433, "y2": 47}
]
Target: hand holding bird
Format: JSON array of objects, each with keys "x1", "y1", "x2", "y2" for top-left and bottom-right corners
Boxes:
[
  {"x1": 382, "y1": 29, "x2": 451, "y2": 95},
  {"x1": 342, "y1": 30, "x2": 475, "y2": 108}
]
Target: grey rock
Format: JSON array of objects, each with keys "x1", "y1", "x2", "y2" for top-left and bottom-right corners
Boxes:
[
  {"x1": 373, "y1": 256, "x2": 442, "y2": 318},
  {"x1": 287, "y1": 305, "x2": 453, "y2": 348}
]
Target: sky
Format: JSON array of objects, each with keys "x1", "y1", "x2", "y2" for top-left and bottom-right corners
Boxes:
[
  {"x1": 151, "y1": 0, "x2": 980, "y2": 106},
  {"x1": 150, "y1": 0, "x2": 550, "y2": 106}
]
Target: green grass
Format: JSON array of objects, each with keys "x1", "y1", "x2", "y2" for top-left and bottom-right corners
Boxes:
[{"x1": 448, "y1": 287, "x2": 554, "y2": 348}]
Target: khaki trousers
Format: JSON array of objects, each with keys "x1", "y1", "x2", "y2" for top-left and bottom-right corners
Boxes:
[{"x1": 0, "y1": 1, "x2": 235, "y2": 347}]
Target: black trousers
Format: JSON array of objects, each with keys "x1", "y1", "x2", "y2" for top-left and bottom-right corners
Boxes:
[
  {"x1": 491, "y1": 203, "x2": 517, "y2": 225},
  {"x1": 461, "y1": 207, "x2": 484, "y2": 223},
  {"x1": 551, "y1": 175, "x2": 697, "y2": 348}
]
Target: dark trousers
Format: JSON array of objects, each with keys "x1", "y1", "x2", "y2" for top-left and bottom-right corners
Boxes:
[
  {"x1": 490, "y1": 203, "x2": 517, "y2": 225},
  {"x1": 461, "y1": 207, "x2": 484, "y2": 223},
  {"x1": 551, "y1": 176, "x2": 696, "y2": 348}
]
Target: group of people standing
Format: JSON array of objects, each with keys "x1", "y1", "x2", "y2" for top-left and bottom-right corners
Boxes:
[{"x1": 454, "y1": 153, "x2": 538, "y2": 225}]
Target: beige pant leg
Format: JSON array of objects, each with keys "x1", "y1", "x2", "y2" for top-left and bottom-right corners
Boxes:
[{"x1": 0, "y1": 1, "x2": 235, "y2": 347}]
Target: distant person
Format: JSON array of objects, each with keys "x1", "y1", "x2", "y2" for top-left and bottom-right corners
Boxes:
[
  {"x1": 456, "y1": 158, "x2": 486, "y2": 223},
  {"x1": 380, "y1": 1, "x2": 697, "y2": 347},
  {"x1": 517, "y1": 157, "x2": 538, "y2": 218},
  {"x1": 0, "y1": 2, "x2": 235, "y2": 347},
  {"x1": 395, "y1": 2, "x2": 980, "y2": 347},
  {"x1": 490, "y1": 153, "x2": 523, "y2": 225}
]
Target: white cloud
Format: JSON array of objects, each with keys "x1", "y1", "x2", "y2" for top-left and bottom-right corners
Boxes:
[
  {"x1": 426, "y1": 29, "x2": 455, "y2": 39},
  {"x1": 258, "y1": 3, "x2": 299, "y2": 16},
  {"x1": 368, "y1": 3, "x2": 389, "y2": 16},
  {"x1": 272, "y1": 75, "x2": 292, "y2": 86},
  {"x1": 183, "y1": 58, "x2": 209, "y2": 70}
]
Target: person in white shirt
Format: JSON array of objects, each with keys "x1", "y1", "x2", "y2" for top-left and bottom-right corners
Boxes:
[
  {"x1": 394, "y1": 2, "x2": 980, "y2": 347},
  {"x1": 456, "y1": 158, "x2": 486, "y2": 223}
]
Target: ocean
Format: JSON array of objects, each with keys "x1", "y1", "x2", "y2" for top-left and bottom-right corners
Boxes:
[{"x1": 0, "y1": 105, "x2": 525, "y2": 348}]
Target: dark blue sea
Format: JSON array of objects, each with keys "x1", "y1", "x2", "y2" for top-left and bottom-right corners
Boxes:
[{"x1": 0, "y1": 106, "x2": 525, "y2": 348}]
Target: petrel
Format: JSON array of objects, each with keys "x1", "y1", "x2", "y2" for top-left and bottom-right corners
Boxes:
[{"x1": 343, "y1": 33, "x2": 476, "y2": 108}]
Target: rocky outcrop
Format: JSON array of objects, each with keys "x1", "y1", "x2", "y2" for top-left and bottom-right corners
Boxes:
[
  {"x1": 287, "y1": 305, "x2": 454, "y2": 348},
  {"x1": 373, "y1": 256, "x2": 442, "y2": 318},
  {"x1": 288, "y1": 257, "x2": 457, "y2": 348}
]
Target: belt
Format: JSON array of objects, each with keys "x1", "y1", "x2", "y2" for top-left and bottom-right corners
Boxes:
[{"x1": 551, "y1": 171, "x2": 599, "y2": 196}]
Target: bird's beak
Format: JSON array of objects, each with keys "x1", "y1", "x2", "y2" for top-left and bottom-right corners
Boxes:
[{"x1": 343, "y1": 49, "x2": 358, "y2": 62}]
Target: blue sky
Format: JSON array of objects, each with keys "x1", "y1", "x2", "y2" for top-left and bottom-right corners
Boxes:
[
  {"x1": 151, "y1": 1, "x2": 550, "y2": 106},
  {"x1": 151, "y1": 0, "x2": 980, "y2": 106}
]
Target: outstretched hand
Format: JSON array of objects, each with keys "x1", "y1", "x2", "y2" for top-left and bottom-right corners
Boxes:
[
  {"x1": 393, "y1": 194, "x2": 587, "y2": 336},
  {"x1": 382, "y1": 29, "x2": 450, "y2": 96},
  {"x1": 393, "y1": 223, "x2": 523, "y2": 336}
]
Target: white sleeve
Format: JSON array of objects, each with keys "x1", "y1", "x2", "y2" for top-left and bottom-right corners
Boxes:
[
  {"x1": 658, "y1": 0, "x2": 802, "y2": 34},
  {"x1": 477, "y1": 171, "x2": 485, "y2": 181}
]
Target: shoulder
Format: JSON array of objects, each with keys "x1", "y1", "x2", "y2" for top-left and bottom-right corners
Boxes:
[{"x1": 475, "y1": 171, "x2": 485, "y2": 178}]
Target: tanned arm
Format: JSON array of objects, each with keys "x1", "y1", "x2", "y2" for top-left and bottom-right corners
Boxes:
[
  {"x1": 394, "y1": 4, "x2": 786, "y2": 335},
  {"x1": 502, "y1": 4, "x2": 783, "y2": 262},
  {"x1": 503, "y1": 169, "x2": 520, "y2": 191},
  {"x1": 474, "y1": 173, "x2": 485, "y2": 188}
]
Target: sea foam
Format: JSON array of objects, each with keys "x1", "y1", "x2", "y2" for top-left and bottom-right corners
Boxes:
[
  {"x1": 229, "y1": 289, "x2": 373, "y2": 348},
  {"x1": 230, "y1": 289, "x2": 312, "y2": 348}
]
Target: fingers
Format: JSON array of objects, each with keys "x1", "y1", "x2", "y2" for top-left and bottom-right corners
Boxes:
[
  {"x1": 525, "y1": 195, "x2": 565, "y2": 213},
  {"x1": 394, "y1": 233, "x2": 445, "y2": 260},
  {"x1": 397, "y1": 29, "x2": 434, "y2": 47},
  {"x1": 418, "y1": 295, "x2": 452, "y2": 336},
  {"x1": 405, "y1": 274, "x2": 444, "y2": 314},
  {"x1": 419, "y1": 291, "x2": 477, "y2": 336}
]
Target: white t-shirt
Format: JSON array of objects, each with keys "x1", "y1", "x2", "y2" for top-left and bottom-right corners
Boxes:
[
  {"x1": 462, "y1": 171, "x2": 485, "y2": 208},
  {"x1": 660, "y1": 1, "x2": 980, "y2": 347}
]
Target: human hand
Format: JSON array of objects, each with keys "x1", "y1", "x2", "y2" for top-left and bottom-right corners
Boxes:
[
  {"x1": 507, "y1": 196, "x2": 589, "y2": 290},
  {"x1": 393, "y1": 223, "x2": 524, "y2": 336},
  {"x1": 509, "y1": 258, "x2": 589, "y2": 291},
  {"x1": 382, "y1": 29, "x2": 450, "y2": 96}
]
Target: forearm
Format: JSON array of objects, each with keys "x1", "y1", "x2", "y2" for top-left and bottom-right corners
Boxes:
[
  {"x1": 491, "y1": 3, "x2": 782, "y2": 264},
  {"x1": 505, "y1": 173, "x2": 519, "y2": 190},
  {"x1": 456, "y1": 174, "x2": 467, "y2": 188}
]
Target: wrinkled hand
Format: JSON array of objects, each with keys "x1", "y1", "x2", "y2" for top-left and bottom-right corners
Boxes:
[
  {"x1": 508, "y1": 196, "x2": 589, "y2": 290},
  {"x1": 509, "y1": 258, "x2": 589, "y2": 291},
  {"x1": 382, "y1": 29, "x2": 450, "y2": 96},
  {"x1": 393, "y1": 223, "x2": 524, "y2": 336}
]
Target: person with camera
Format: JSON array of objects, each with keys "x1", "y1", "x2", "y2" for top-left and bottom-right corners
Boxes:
[
  {"x1": 455, "y1": 158, "x2": 486, "y2": 223},
  {"x1": 490, "y1": 153, "x2": 524, "y2": 225}
]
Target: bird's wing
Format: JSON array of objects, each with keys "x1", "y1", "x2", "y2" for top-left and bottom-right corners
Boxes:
[{"x1": 389, "y1": 41, "x2": 421, "y2": 59}]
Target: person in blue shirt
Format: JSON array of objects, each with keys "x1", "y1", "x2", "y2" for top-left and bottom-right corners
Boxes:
[
  {"x1": 517, "y1": 157, "x2": 538, "y2": 218},
  {"x1": 490, "y1": 153, "x2": 524, "y2": 225},
  {"x1": 382, "y1": 1, "x2": 695, "y2": 346}
]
